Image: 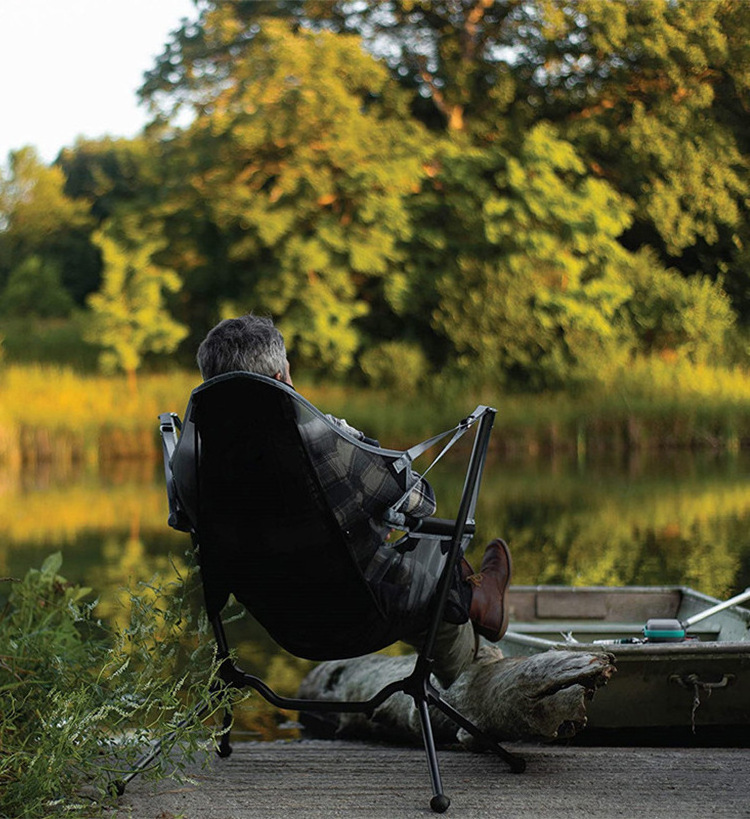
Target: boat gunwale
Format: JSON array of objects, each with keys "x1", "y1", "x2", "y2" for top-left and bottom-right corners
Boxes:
[
  {"x1": 502, "y1": 584, "x2": 750, "y2": 653},
  {"x1": 501, "y1": 630, "x2": 750, "y2": 656}
]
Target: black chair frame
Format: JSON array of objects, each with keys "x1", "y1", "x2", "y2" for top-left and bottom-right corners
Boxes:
[{"x1": 121, "y1": 381, "x2": 525, "y2": 814}]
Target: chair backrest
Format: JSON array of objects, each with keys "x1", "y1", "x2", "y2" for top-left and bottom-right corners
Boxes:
[{"x1": 172, "y1": 372, "x2": 433, "y2": 660}]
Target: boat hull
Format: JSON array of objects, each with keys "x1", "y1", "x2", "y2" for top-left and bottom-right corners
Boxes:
[{"x1": 499, "y1": 586, "x2": 750, "y2": 730}]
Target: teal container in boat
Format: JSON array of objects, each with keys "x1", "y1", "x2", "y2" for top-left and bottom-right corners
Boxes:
[{"x1": 643, "y1": 618, "x2": 685, "y2": 641}]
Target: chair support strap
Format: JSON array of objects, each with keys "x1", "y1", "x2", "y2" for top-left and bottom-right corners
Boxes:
[{"x1": 387, "y1": 406, "x2": 492, "y2": 518}]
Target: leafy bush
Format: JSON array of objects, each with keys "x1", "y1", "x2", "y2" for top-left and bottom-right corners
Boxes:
[
  {"x1": 359, "y1": 341, "x2": 429, "y2": 394},
  {"x1": 0, "y1": 553, "x2": 232, "y2": 818},
  {"x1": 0, "y1": 256, "x2": 74, "y2": 319},
  {"x1": 621, "y1": 248, "x2": 736, "y2": 364}
]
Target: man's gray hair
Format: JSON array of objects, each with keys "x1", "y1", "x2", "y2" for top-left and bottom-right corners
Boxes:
[{"x1": 196, "y1": 314, "x2": 287, "y2": 380}]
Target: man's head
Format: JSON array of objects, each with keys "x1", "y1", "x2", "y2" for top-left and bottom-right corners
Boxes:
[{"x1": 196, "y1": 314, "x2": 291, "y2": 384}]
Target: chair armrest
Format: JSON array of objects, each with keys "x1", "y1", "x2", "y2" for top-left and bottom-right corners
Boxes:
[
  {"x1": 381, "y1": 508, "x2": 476, "y2": 537},
  {"x1": 411, "y1": 517, "x2": 476, "y2": 537}
]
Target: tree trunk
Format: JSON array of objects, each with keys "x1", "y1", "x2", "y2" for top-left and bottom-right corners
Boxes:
[
  {"x1": 298, "y1": 645, "x2": 615, "y2": 747},
  {"x1": 126, "y1": 368, "x2": 138, "y2": 396}
]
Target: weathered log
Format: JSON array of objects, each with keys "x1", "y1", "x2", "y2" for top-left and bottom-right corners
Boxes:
[{"x1": 298, "y1": 645, "x2": 615, "y2": 748}]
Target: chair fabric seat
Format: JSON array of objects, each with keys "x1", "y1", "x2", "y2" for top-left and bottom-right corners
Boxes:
[{"x1": 171, "y1": 372, "x2": 441, "y2": 659}]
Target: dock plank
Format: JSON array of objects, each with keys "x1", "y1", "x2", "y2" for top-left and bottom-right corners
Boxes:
[{"x1": 115, "y1": 739, "x2": 750, "y2": 818}]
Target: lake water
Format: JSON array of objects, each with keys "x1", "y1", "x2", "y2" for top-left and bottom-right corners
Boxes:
[{"x1": 3, "y1": 446, "x2": 750, "y2": 738}]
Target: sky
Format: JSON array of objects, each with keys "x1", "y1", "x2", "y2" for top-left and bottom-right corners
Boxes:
[{"x1": 1, "y1": 0, "x2": 197, "y2": 166}]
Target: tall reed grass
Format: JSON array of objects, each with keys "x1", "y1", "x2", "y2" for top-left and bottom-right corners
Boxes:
[
  {"x1": 0, "y1": 365, "x2": 198, "y2": 467},
  {"x1": 3, "y1": 357, "x2": 750, "y2": 467}
]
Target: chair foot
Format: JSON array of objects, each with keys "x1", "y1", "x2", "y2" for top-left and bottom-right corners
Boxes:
[
  {"x1": 217, "y1": 728, "x2": 233, "y2": 758},
  {"x1": 509, "y1": 754, "x2": 526, "y2": 774},
  {"x1": 492, "y1": 742, "x2": 526, "y2": 773},
  {"x1": 430, "y1": 793, "x2": 451, "y2": 813}
]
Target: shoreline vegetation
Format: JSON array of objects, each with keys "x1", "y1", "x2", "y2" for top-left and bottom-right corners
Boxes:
[{"x1": 3, "y1": 358, "x2": 750, "y2": 470}]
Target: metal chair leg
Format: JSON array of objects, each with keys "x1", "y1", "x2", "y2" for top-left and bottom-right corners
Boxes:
[
  {"x1": 416, "y1": 698, "x2": 451, "y2": 813},
  {"x1": 112, "y1": 698, "x2": 212, "y2": 795},
  {"x1": 428, "y1": 688, "x2": 526, "y2": 773},
  {"x1": 217, "y1": 703, "x2": 233, "y2": 758}
]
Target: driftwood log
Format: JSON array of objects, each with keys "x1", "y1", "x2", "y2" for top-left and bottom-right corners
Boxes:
[{"x1": 298, "y1": 645, "x2": 615, "y2": 747}]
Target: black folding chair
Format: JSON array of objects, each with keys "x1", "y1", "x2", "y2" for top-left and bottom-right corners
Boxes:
[{"x1": 138, "y1": 372, "x2": 524, "y2": 812}]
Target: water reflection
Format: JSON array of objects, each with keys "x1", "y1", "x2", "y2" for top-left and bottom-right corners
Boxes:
[
  {"x1": 3, "y1": 449, "x2": 750, "y2": 737},
  {"x1": 4, "y1": 448, "x2": 750, "y2": 596}
]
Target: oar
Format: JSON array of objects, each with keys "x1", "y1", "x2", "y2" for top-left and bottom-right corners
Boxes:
[{"x1": 643, "y1": 587, "x2": 750, "y2": 642}]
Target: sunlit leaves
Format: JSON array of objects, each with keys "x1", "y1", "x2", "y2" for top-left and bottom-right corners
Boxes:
[
  {"x1": 85, "y1": 216, "x2": 188, "y2": 387},
  {"x1": 164, "y1": 15, "x2": 430, "y2": 372},
  {"x1": 433, "y1": 122, "x2": 634, "y2": 387},
  {"x1": 0, "y1": 147, "x2": 94, "y2": 304}
]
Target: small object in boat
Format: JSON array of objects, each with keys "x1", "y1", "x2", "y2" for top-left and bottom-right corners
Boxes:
[
  {"x1": 643, "y1": 618, "x2": 685, "y2": 641},
  {"x1": 592, "y1": 637, "x2": 646, "y2": 645}
]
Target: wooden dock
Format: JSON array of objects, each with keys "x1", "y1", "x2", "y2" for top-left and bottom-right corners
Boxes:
[{"x1": 115, "y1": 739, "x2": 750, "y2": 818}]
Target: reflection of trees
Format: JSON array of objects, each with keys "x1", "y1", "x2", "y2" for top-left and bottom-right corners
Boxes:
[
  {"x1": 5, "y1": 456, "x2": 750, "y2": 739},
  {"x1": 459, "y1": 466, "x2": 750, "y2": 598},
  {"x1": 89, "y1": 513, "x2": 191, "y2": 631},
  {"x1": 0, "y1": 477, "x2": 169, "y2": 544},
  {"x1": 5, "y1": 458, "x2": 750, "y2": 629}
]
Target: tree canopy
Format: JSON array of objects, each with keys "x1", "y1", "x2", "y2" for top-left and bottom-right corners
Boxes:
[{"x1": 2, "y1": 0, "x2": 749, "y2": 389}]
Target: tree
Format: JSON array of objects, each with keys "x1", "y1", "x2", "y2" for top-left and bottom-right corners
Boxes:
[
  {"x1": 0, "y1": 255, "x2": 74, "y2": 318},
  {"x1": 137, "y1": 1, "x2": 750, "y2": 386},
  {"x1": 306, "y1": 1, "x2": 750, "y2": 320},
  {"x1": 520, "y1": 0, "x2": 750, "y2": 312},
  {"x1": 143, "y1": 1, "x2": 528, "y2": 136},
  {"x1": 85, "y1": 216, "x2": 188, "y2": 392},
  {"x1": 619, "y1": 248, "x2": 735, "y2": 364},
  {"x1": 0, "y1": 147, "x2": 94, "y2": 303},
  {"x1": 58, "y1": 136, "x2": 161, "y2": 224},
  {"x1": 145, "y1": 15, "x2": 431, "y2": 374},
  {"x1": 432, "y1": 123, "x2": 635, "y2": 388},
  {"x1": 305, "y1": 0, "x2": 524, "y2": 134}
]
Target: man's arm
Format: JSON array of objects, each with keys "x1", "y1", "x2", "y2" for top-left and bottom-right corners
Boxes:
[
  {"x1": 325, "y1": 413, "x2": 380, "y2": 447},
  {"x1": 400, "y1": 477, "x2": 437, "y2": 518},
  {"x1": 326, "y1": 413, "x2": 436, "y2": 518}
]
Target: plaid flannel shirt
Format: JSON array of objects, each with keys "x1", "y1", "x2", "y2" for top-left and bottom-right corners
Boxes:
[
  {"x1": 296, "y1": 407, "x2": 446, "y2": 619},
  {"x1": 325, "y1": 414, "x2": 436, "y2": 518}
]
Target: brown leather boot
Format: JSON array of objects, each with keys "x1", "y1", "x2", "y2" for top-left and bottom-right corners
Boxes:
[{"x1": 466, "y1": 539, "x2": 512, "y2": 642}]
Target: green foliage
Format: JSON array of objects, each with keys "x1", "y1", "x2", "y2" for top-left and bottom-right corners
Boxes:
[
  {"x1": 85, "y1": 216, "x2": 188, "y2": 385},
  {"x1": 539, "y1": 0, "x2": 750, "y2": 291},
  {"x1": 0, "y1": 316, "x2": 100, "y2": 370},
  {"x1": 300, "y1": 0, "x2": 521, "y2": 134},
  {"x1": 0, "y1": 147, "x2": 95, "y2": 303},
  {"x1": 153, "y1": 14, "x2": 429, "y2": 374},
  {"x1": 304, "y1": 0, "x2": 750, "y2": 332},
  {"x1": 359, "y1": 340, "x2": 429, "y2": 395},
  {"x1": 620, "y1": 248, "x2": 736, "y2": 363},
  {"x1": 0, "y1": 255, "x2": 74, "y2": 318},
  {"x1": 0, "y1": 553, "x2": 230, "y2": 819},
  {"x1": 432, "y1": 123, "x2": 635, "y2": 388},
  {"x1": 58, "y1": 137, "x2": 160, "y2": 224},
  {"x1": 5, "y1": 2, "x2": 750, "y2": 393},
  {"x1": 0, "y1": 148, "x2": 91, "y2": 249}
]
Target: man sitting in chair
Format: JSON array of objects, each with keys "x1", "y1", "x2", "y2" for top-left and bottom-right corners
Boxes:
[{"x1": 174, "y1": 313, "x2": 512, "y2": 688}]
